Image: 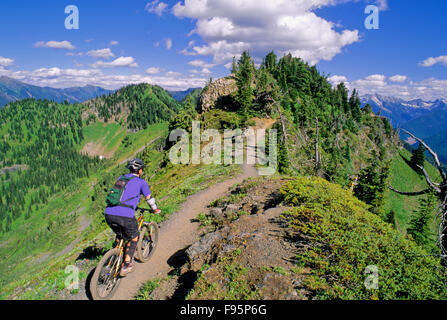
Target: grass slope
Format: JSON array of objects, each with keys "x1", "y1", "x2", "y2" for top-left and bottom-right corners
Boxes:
[
  {"x1": 0, "y1": 120, "x2": 241, "y2": 299},
  {"x1": 281, "y1": 176, "x2": 447, "y2": 299},
  {"x1": 384, "y1": 148, "x2": 442, "y2": 232}
]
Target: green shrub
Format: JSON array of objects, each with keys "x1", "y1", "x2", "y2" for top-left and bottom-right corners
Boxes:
[
  {"x1": 280, "y1": 176, "x2": 447, "y2": 300},
  {"x1": 200, "y1": 109, "x2": 243, "y2": 130}
]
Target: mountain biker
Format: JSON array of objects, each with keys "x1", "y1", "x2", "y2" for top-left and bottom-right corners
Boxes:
[{"x1": 104, "y1": 158, "x2": 161, "y2": 276}]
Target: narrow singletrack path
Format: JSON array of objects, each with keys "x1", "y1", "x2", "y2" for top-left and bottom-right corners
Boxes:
[
  {"x1": 109, "y1": 162, "x2": 258, "y2": 300},
  {"x1": 86, "y1": 119, "x2": 273, "y2": 300}
]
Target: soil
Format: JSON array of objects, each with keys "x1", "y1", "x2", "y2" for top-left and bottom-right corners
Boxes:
[
  {"x1": 148, "y1": 177, "x2": 311, "y2": 300},
  {"x1": 81, "y1": 140, "x2": 114, "y2": 159},
  {"x1": 79, "y1": 120, "x2": 287, "y2": 300}
]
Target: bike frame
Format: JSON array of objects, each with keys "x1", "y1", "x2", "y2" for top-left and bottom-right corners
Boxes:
[
  {"x1": 91, "y1": 207, "x2": 158, "y2": 299},
  {"x1": 107, "y1": 208, "x2": 151, "y2": 276}
]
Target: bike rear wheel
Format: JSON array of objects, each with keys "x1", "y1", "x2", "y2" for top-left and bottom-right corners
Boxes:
[
  {"x1": 89, "y1": 248, "x2": 122, "y2": 300},
  {"x1": 136, "y1": 223, "x2": 158, "y2": 262}
]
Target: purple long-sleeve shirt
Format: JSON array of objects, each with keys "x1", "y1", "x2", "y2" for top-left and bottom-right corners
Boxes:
[{"x1": 105, "y1": 173, "x2": 151, "y2": 218}]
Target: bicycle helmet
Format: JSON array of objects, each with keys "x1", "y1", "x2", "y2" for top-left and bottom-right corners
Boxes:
[{"x1": 127, "y1": 158, "x2": 145, "y2": 172}]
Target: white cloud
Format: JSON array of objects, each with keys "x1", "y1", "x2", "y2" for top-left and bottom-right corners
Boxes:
[
  {"x1": 34, "y1": 40, "x2": 75, "y2": 50},
  {"x1": 146, "y1": 67, "x2": 161, "y2": 74},
  {"x1": 66, "y1": 52, "x2": 83, "y2": 57},
  {"x1": 166, "y1": 71, "x2": 181, "y2": 77},
  {"x1": 187, "y1": 40, "x2": 249, "y2": 64},
  {"x1": 1, "y1": 66, "x2": 207, "y2": 91},
  {"x1": 375, "y1": 0, "x2": 389, "y2": 10},
  {"x1": 389, "y1": 75, "x2": 407, "y2": 83},
  {"x1": 33, "y1": 67, "x2": 102, "y2": 78},
  {"x1": 145, "y1": 0, "x2": 168, "y2": 16},
  {"x1": 173, "y1": 0, "x2": 359, "y2": 65},
  {"x1": 190, "y1": 68, "x2": 212, "y2": 75},
  {"x1": 92, "y1": 56, "x2": 138, "y2": 68},
  {"x1": 181, "y1": 40, "x2": 196, "y2": 55},
  {"x1": 188, "y1": 59, "x2": 215, "y2": 69},
  {"x1": 352, "y1": 74, "x2": 387, "y2": 89},
  {"x1": 0, "y1": 56, "x2": 14, "y2": 67},
  {"x1": 328, "y1": 75, "x2": 348, "y2": 85},
  {"x1": 86, "y1": 48, "x2": 115, "y2": 59},
  {"x1": 109, "y1": 40, "x2": 119, "y2": 46},
  {"x1": 2, "y1": 67, "x2": 102, "y2": 87},
  {"x1": 419, "y1": 55, "x2": 447, "y2": 67},
  {"x1": 332, "y1": 74, "x2": 447, "y2": 100},
  {"x1": 165, "y1": 38, "x2": 173, "y2": 50}
]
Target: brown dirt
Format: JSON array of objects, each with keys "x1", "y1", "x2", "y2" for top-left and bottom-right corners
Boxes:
[
  {"x1": 81, "y1": 119, "x2": 276, "y2": 300},
  {"x1": 141, "y1": 176, "x2": 312, "y2": 300},
  {"x1": 108, "y1": 163, "x2": 259, "y2": 300},
  {"x1": 81, "y1": 140, "x2": 114, "y2": 159},
  {"x1": 175, "y1": 177, "x2": 310, "y2": 300},
  {"x1": 251, "y1": 117, "x2": 276, "y2": 130}
]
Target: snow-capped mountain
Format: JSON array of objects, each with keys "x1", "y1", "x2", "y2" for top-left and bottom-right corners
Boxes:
[
  {"x1": 360, "y1": 93, "x2": 446, "y2": 127},
  {"x1": 361, "y1": 93, "x2": 447, "y2": 163}
]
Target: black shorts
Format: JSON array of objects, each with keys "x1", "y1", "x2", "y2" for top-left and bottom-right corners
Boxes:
[{"x1": 105, "y1": 214, "x2": 139, "y2": 241}]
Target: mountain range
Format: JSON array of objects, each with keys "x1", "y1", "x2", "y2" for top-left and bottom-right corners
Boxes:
[
  {"x1": 1, "y1": 75, "x2": 445, "y2": 163},
  {"x1": 0, "y1": 76, "x2": 113, "y2": 107},
  {"x1": 168, "y1": 87, "x2": 201, "y2": 102},
  {"x1": 1, "y1": 50, "x2": 446, "y2": 300},
  {"x1": 361, "y1": 93, "x2": 447, "y2": 163}
]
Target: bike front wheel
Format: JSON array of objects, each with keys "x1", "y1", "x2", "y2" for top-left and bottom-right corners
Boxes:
[
  {"x1": 89, "y1": 248, "x2": 122, "y2": 300},
  {"x1": 136, "y1": 223, "x2": 158, "y2": 262}
]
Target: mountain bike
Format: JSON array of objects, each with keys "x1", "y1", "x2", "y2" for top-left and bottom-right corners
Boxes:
[{"x1": 89, "y1": 207, "x2": 159, "y2": 300}]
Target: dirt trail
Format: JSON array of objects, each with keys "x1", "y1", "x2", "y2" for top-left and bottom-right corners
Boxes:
[
  {"x1": 108, "y1": 121, "x2": 274, "y2": 300},
  {"x1": 110, "y1": 162, "x2": 258, "y2": 300},
  {"x1": 79, "y1": 120, "x2": 274, "y2": 300}
]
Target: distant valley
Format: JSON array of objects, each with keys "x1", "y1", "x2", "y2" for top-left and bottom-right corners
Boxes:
[{"x1": 361, "y1": 93, "x2": 447, "y2": 163}]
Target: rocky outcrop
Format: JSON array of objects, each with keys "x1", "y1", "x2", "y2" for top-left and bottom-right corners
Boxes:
[
  {"x1": 147, "y1": 177, "x2": 311, "y2": 300},
  {"x1": 185, "y1": 226, "x2": 228, "y2": 271},
  {"x1": 197, "y1": 76, "x2": 237, "y2": 113}
]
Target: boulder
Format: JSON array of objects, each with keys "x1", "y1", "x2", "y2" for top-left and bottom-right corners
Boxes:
[
  {"x1": 186, "y1": 228, "x2": 228, "y2": 271},
  {"x1": 197, "y1": 76, "x2": 237, "y2": 113},
  {"x1": 208, "y1": 207, "x2": 223, "y2": 218},
  {"x1": 224, "y1": 204, "x2": 240, "y2": 217}
]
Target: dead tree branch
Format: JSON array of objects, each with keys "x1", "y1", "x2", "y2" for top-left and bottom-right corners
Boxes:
[
  {"x1": 388, "y1": 185, "x2": 432, "y2": 196},
  {"x1": 402, "y1": 129, "x2": 447, "y2": 182},
  {"x1": 389, "y1": 129, "x2": 447, "y2": 260},
  {"x1": 416, "y1": 164, "x2": 441, "y2": 193}
]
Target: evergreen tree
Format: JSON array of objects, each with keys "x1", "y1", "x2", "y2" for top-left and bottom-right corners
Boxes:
[
  {"x1": 231, "y1": 56, "x2": 238, "y2": 74},
  {"x1": 234, "y1": 51, "x2": 255, "y2": 121},
  {"x1": 336, "y1": 82, "x2": 349, "y2": 114},
  {"x1": 362, "y1": 103, "x2": 373, "y2": 114},
  {"x1": 353, "y1": 151, "x2": 390, "y2": 216},
  {"x1": 385, "y1": 210, "x2": 396, "y2": 228},
  {"x1": 264, "y1": 51, "x2": 277, "y2": 72},
  {"x1": 349, "y1": 89, "x2": 362, "y2": 122},
  {"x1": 407, "y1": 192, "x2": 437, "y2": 247},
  {"x1": 411, "y1": 142, "x2": 426, "y2": 174}
]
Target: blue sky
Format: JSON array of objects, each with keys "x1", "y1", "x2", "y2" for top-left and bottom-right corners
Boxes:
[{"x1": 0, "y1": 0, "x2": 446, "y2": 100}]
